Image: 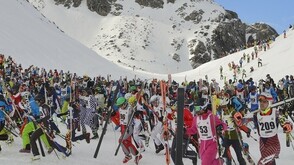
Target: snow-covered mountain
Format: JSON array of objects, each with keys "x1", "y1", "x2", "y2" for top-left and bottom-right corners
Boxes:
[
  {"x1": 1, "y1": 1, "x2": 294, "y2": 165},
  {"x1": 26, "y1": 0, "x2": 277, "y2": 74}
]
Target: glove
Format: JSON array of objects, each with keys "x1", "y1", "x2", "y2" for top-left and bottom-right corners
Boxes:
[
  {"x1": 283, "y1": 121, "x2": 293, "y2": 133},
  {"x1": 234, "y1": 112, "x2": 243, "y2": 120},
  {"x1": 234, "y1": 112, "x2": 243, "y2": 126},
  {"x1": 216, "y1": 124, "x2": 224, "y2": 136}
]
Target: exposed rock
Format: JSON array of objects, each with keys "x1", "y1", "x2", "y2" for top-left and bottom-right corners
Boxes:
[
  {"x1": 87, "y1": 0, "x2": 112, "y2": 16},
  {"x1": 189, "y1": 40, "x2": 211, "y2": 68},
  {"x1": 49, "y1": 0, "x2": 279, "y2": 70},
  {"x1": 224, "y1": 10, "x2": 238, "y2": 20},
  {"x1": 167, "y1": 0, "x2": 176, "y2": 3},
  {"x1": 184, "y1": 10, "x2": 204, "y2": 24},
  {"x1": 54, "y1": 0, "x2": 81, "y2": 8},
  {"x1": 172, "y1": 53, "x2": 180, "y2": 62},
  {"x1": 211, "y1": 19, "x2": 246, "y2": 59},
  {"x1": 135, "y1": 0, "x2": 164, "y2": 8},
  {"x1": 246, "y1": 23, "x2": 278, "y2": 45}
]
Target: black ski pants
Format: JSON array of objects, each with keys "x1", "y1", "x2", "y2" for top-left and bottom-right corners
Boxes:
[{"x1": 222, "y1": 138, "x2": 246, "y2": 165}]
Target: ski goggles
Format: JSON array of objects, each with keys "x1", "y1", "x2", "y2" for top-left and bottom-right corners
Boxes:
[{"x1": 194, "y1": 102, "x2": 209, "y2": 112}]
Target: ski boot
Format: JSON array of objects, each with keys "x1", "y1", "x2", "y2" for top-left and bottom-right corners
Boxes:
[
  {"x1": 6, "y1": 134, "x2": 14, "y2": 145},
  {"x1": 84, "y1": 132, "x2": 90, "y2": 143},
  {"x1": 31, "y1": 155, "x2": 40, "y2": 161},
  {"x1": 19, "y1": 148, "x2": 30, "y2": 153},
  {"x1": 47, "y1": 147, "x2": 54, "y2": 154},
  {"x1": 145, "y1": 136, "x2": 150, "y2": 147},
  {"x1": 134, "y1": 154, "x2": 142, "y2": 165},
  {"x1": 91, "y1": 132, "x2": 99, "y2": 139},
  {"x1": 122, "y1": 154, "x2": 132, "y2": 163},
  {"x1": 155, "y1": 144, "x2": 164, "y2": 154}
]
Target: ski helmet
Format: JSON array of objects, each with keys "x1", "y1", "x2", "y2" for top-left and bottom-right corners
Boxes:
[
  {"x1": 124, "y1": 93, "x2": 132, "y2": 101},
  {"x1": 194, "y1": 98, "x2": 208, "y2": 113},
  {"x1": 116, "y1": 97, "x2": 126, "y2": 106},
  {"x1": 258, "y1": 92, "x2": 273, "y2": 110},
  {"x1": 21, "y1": 91, "x2": 31, "y2": 100},
  {"x1": 128, "y1": 96, "x2": 137, "y2": 106},
  {"x1": 130, "y1": 86, "x2": 137, "y2": 92},
  {"x1": 220, "y1": 97, "x2": 230, "y2": 106},
  {"x1": 258, "y1": 92, "x2": 273, "y2": 102},
  {"x1": 149, "y1": 95, "x2": 159, "y2": 104}
]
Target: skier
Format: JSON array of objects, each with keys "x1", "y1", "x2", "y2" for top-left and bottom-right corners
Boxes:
[
  {"x1": 30, "y1": 95, "x2": 71, "y2": 160},
  {"x1": 0, "y1": 101, "x2": 14, "y2": 151},
  {"x1": 116, "y1": 97, "x2": 142, "y2": 164},
  {"x1": 219, "y1": 96, "x2": 251, "y2": 165},
  {"x1": 235, "y1": 80, "x2": 245, "y2": 103},
  {"x1": 263, "y1": 82, "x2": 278, "y2": 102},
  {"x1": 128, "y1": 95, "x2": 148, "y2": 152},
  {"x1": 57, "y1": 101, "x2": 90, "y2": 143},
  {"x1": 94, "y1": 85, "x2": 106, "y2": 126},
  {"x1": 186, "y1": 98, "x2": 228, "y2": 165},
  {"x1": 79, "y1": 88, "x2": 99, "y2": 139},
  {"x1": 258, "y1": 58, "x2": 262, "y2": 67},
  {"x1": 255, "y1": 92, "x2": 293, "y2": 165},
  {"x1": 18, "y1": 91, "x2": 43, "y2": 153},
  {"x1": 170, "y1": 102, "x2": 198, "y2": 165},
  {"x1": 149, "y1": 95, "x2": 165, "y2": 154},
  {"x1": 247, "y1": 86, "x2": 259, "y2": 113}
]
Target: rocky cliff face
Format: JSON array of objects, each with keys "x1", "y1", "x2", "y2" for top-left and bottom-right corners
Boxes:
[{"x1": 50, "y1": 0, "x2": 278, "y2": 70}]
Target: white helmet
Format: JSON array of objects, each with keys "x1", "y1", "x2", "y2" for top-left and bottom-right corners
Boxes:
[
  {"x1": 220, "y1": 97, "x2": 230, "y2": 106},
  {"x1": 124, "y1": 93, "x2": 132, "y2": 101},
  {"x1": 112, "y1": 85, "x2": 117, "y2": 92},
  {"x1": 149, "y1": 95, "x2": 159, "y2": 104},
  {"x1": 21, "y1": 91, "x2": 31, "y2": 100},
  {"x1": 258, "y1": 92, "x2": 273, "y2": 109},
  {"x1": 259, "y1": 92, "x2": 273, "y2": 102}
]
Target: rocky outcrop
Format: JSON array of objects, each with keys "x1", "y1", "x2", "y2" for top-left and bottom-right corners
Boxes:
[
  {"x1": 246, "y1": 23, "x2": 278, "y2": 45},
  {"x1": 212, "y1": 19, "x2": 247, "y2": 59},
  {"x1": 189, "y1": 40, "x2": 211, "y2": 68},
  {"x1": 135, "y1": 0, "x2": 164, "y2": 8},
  {"x1": 54, "y1": 0, "x2": 81, "y2": 8},
  {"x1": 54, "y1": 0, "x2": 112, "y2": 16},
  {"x1": 49, "y1": 1, "x2": 279, "y2": 70},
  {"x1": 184, "y1": 9, "x2": 204, "y2": 24},
  {"x1": 87, "y1": 0, "x2": 112, "y2": 16}
]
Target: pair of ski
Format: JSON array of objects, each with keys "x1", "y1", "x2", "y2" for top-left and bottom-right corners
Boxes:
[
  {"x1": 93, "y1": 83, "x2": 120, "y2": 158},
  {"x1": 160, "y1": 80, "x2": 171, "y2": 165}
]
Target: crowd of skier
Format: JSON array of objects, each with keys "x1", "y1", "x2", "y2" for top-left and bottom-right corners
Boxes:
[{"x1": 0, "y1": 52, "x2": 294, "y2": 165}]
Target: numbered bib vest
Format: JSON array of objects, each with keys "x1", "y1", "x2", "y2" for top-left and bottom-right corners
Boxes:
[
  {"x1": 119, "y1": 106, "x2": 131, "y2": 125},
  {"x1": 257, "y1": 110, "x2": 278, "y2": 138},
  {"x1": 61, "y1": 87, "x2": 68, "y2": 97},
  {"x1": 47, "y1": 96, "x2": 53, "y2": 106},
  {"x1": 249, "y1": 93, "x2": 258, "y2": 104},
  {"x1": 264, "y1": 88, "x2": 271, "y2": 94},
  {"x1": 222, "y1": 112, "x2": 235, "y2": 131},
  {"x1": 154, "y1": 106, "x2": 163, "y2": 118},
  {"x1": 84, "y1": 96, "x2": 90, "y2": 109},
  {"x1": 197, "y1": 114, "x2": 213, "y2": 140}
]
